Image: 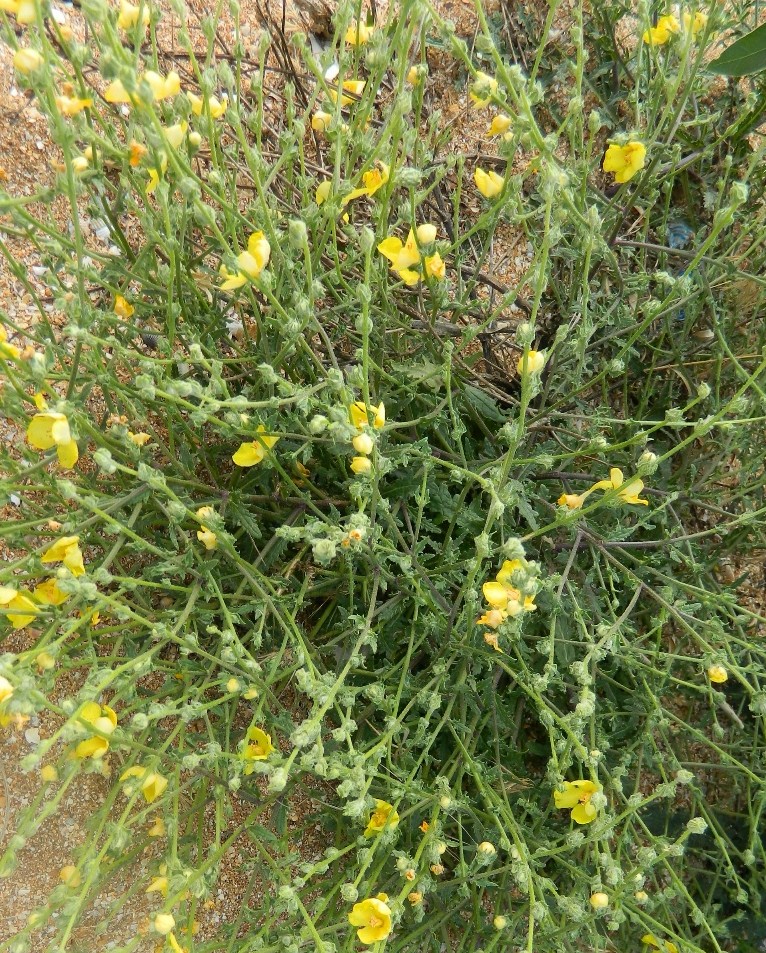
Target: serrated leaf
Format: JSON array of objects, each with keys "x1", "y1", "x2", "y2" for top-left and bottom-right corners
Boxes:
[
  {"x1": 708, "y1": 22, "x2": 766, "y2": 76},
  {"x1": 462, "y1": 384, "x2": 507, "y2": 425}
]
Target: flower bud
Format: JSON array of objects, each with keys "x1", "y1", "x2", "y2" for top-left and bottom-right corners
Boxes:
[
  {"x1": 590, "y1": 892, "x2": 609, "y2": 910},
  {"x1": 352, "y1": 432, "x2": 374, "y2": 455},
  {"x1": 707, "y1": 664, "x2": 728, "y2": 684},
  {"x1": 288, "y1": 218, "x2": 308, "y2": 247},
  {"x1": 308, "y1": 415, "x2": 328, "y2": 434},
  {"x1": 153, "y1": 913, "x2": 175, "y2": 935}
]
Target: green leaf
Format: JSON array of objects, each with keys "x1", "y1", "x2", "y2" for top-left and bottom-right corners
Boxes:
[{"x1": 708, "y1": 22, "x2": 766, "y2": 76}]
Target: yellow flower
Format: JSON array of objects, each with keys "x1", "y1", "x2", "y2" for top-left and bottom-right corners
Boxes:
[
  {"x1": 329, "y1": 79, "x2": 366, "y2": 106},
  {"x1": 408, "y1": 890, "x2": 422, "y2": 904},
  {"x1": 0, "y1": 587, "x2": 38, "y2": 628},
  {"x1": 105, "y1": 70, "x2": 180, "y2": 105},
  {"x1": 311, "y1": 110, "x2": 332, "y2": 131},
  {"x1": 376, "y1": 229, "x2": 420, "y2": 271},
  {"x1": 364, "y1": 799, "x2": 400, "y2": 836},
  {"x1": 351, "y1": 456, "x2": 372, "y2": 475},
  {"x1": 79, "y1": 701, "x2": 118, "y2": 732},
  {"x1": 345, "y1": 19, "x2": 374, "y2": 45},
  {"x1": 146, "y1": 875, "x2": 168, "y2": 896},
  {"x1": 33, "y1": 578, "x2": 70, "y2": 606},
  {"x1": 483, "y1": 630, "x2": 502, "y2": 652},
  {"x1": 145, "y1": 70, "x2": 181, "y2": 100},
  {"x1": 602, "y1": 141, "x2": 646, "y2": 184},
  {"x1": 196, "y1": 507, "x2": 218, "y2": 550},
  {"x1": 55, "y1": 94, "x2": 93, "y2": 116},
  {"x1": 592, "y1": 467, "x2": 649, "y2": 506},
  {"x1": 0, "y1": 325, "x2": 21, "y2": 360},
  {"x1": 148, "y1": 817, "x2": 166, "y2": 837},
  {"x1": 424, "y1": 252, "x2": 445, "y2": 280},
  {"x1": 516, "y1": 350, "x2": 545, "y2": 375},
  {"x1": 348, "y1": 896, "x2": 392, "y2": 945},
  {"x1": 243, "y1": 726, "x2": 274, "y2": 774},
  {"x1": 146, "y1": 153, "x2": 168, "y2": 194},
  {"x1": 488, "y1": 113, "x2": 512, "y2": 137},
  {"x1": 13, "y1": 48, "x2": 43, "y2": 74},
  {"x1": 167, "y1": 933, "x2": 186, "y2": 953},
  {"x1": 350, "y1": 401, "x2": 385, "y2": 430},
  {"x1": 707, "y1": 664, "x2": 728, "y2": 684},
  {"x1": 482, "y1": 581, "x2": 535, "y2": 617},
  {"x1": 104, "y1": 78, "x2": 131, "y2": 103},
  {"x1": 41, "y1": 536, "x2": 85, "y2": 576},
  {"x1": 682, "y1": 10, "x2": 707, "y2": 36},
  {"x1": 219, "y1": 231, "x2": 271, "y2": 290},
  {"x1": 232, "y1": 424, "x2": 279, "y2": 467},
  {"x1": 590, "y1": 892, "x2": 609, "y2": 909},
  {"x1": 495, "y1": 560, "x2": 522, "y2": 586},
  {"x1": 187, "y1": 91, "x2": 227, "y2": 118},
  {"x1": 129, "y1": 140, "x2": 147, "y2": 166},
  {"x1": 59, "y1": 865, "x2": 81, "y2": 888},
  {"x1": 0, "y1": 676, "x2": 13, "y2": 704},
  {"x1": 117, "y1": 0, "x2": 150, "y2": 30},
  {"x1": 27, "y1": 412, "x2": 78, "y2": 468},
  {"x1": 36, "y1": 651, "x2": 56, "y2": 670},
  {"x1": 164, "y1": 121, "x2": 188, "y2": 149},
  {"x1": 643, "y1": 935, "x2": 679, "y2": 953},
  {"x1": 74, "y1": 702, "x2": 117, "y2": 760},
  {"x1": 362, "y1": 161, "x2": 389, "y2": 196},
  {"x1": 196, "y1": 527, "x2": 217, "y2": 550},
  {"x1": 642, "y1": 14, "x2": 680, "y2": 44},
  {"x1": 120, "y1": 765, "x2": 168, "y2": 802},
  {"x1": 40, "y1": 764, "x2": 58, "y2": 782},
  {"x1": 477, "y1": 608, "x2": 506, "y2": 629},
  {"x1": 0, "y1": 0, "x2": 37, "y2": 24},
  {"x1": 114, "y1": 294, "x2": 134, "y2": 319},
  {"x1": 474, "y1": 167, "x2": 504, "y2": 198},
  {"x1": 406, "y1": 66, "x2": 421, "y2": 85},
  {"x1": 128, "y1": 431, "x2": 151, "y2": 446},
  {"x1": 554, "y1": 779, "x2": 600, "y2": 824},
  {"x1": 558, "y1": 492, "x2": 587, "y2": 510},
  {"x1": 469, "y1": 70, "x2": 498, "y2": 108}
]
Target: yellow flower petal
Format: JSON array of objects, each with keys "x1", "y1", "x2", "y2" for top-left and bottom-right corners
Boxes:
[
  {"x1": 33, "y1": 578, "x2": 70, "y2": 606},
  {"x1": 41, "y1": 536, "x2": 85, "y2": 576},
  {"x1": 114, "y1": 295, "x2": 134, "y2": 319},
  {"x1": 602, "y1": 141, "x2": 646, "y2": 184},
  {"x1": 488, "y1": 113, "x2": 512, "y2": 136},
  {"x1": 364, "y1": 800, "x2": 400, "y2": 836},
  {"x1": 469, "y1": 70, "x2": 498, "y2": 108},
  {"x1": 474, "y1": 167, "x2": 505, "y2": 198},
  {"x1": 345, "y1": 19, "x2": 374, "y2": 45},
  {"x1": 5, "y1": 593, "x2": 38, "y2": 628},
  {"x1": 74, "y1": 735, "x2": 109, "y2": 759},
  {"x1": 348, "y1": 897, "x2": 392, "y2": 944},
  {"x1": 483, "y1": 581, "x2": 509, "y2": 610},
  {"x1": 424, "y1": 252, "x2": 445, "y2": 280},
  {"x1": 362, "y1": 162, "x2": 389, "y2": 196}
]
